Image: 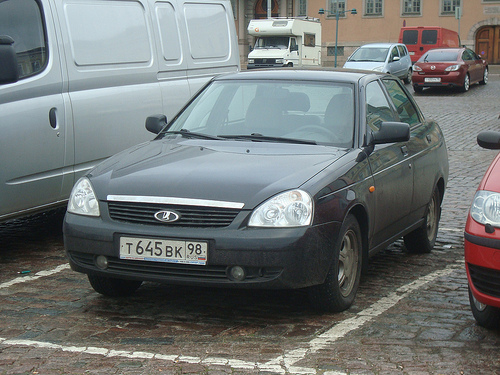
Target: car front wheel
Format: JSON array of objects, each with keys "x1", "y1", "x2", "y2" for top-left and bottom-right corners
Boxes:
[
  {"x1": 308, "y1": 214, "x2": 362, "y2": 312},
  {"x1": 88, "y1": 273, "x2": 143, "y2": 297},
  {"x1": 404, "y1": 188, "x2": 441, "y2": 253},
  {"x1": 469, "y1": 287, "x2": 500, "y2": 329}
]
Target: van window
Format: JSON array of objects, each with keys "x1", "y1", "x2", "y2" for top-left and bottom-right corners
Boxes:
[
  {"x1": 402, "y1": 30, "x2": 418, "y2": 45},
  {"x1": 304, "y1": 33, "x2": 315, "y2": 47},
  {"x1": 64, "y1": 1, "x2": 151, "y2": 66},
  {"x1": 0, "y1": 0, "x2": 47, "y2": 79},
  {"x1": 421, "y1": 30, "x2": 438, "y2": 45},
  {"x1": 155, "y1": 2, "x2": 182, "y2": 62},
  {"x1": 185, "y1": 3, "x2": 230, "y2": 59}
]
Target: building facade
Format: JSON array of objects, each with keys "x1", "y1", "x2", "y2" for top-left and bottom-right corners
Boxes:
[{"x1": 233, "y1": 0, "x2": 500, "y2": 66}]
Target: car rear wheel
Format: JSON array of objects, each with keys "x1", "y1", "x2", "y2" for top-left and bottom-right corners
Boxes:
[
  {"x1": 308, "y1": 214, "x2": 362, "y2": 312},
  {"x1": 88, "y1": 273, "x2": 143, "y2": 297},
  {"x1": 404, "y1": 188, "x2": 441, "y2": 253},
  {"x1": 469, "y1": 287, "x2": 500, "y2": 329},
  {"x1": 404, "y1": 69, "x2": 412, "y2": 84},
  {"x1": 461, "y1": 74, "x2": 470, "y2": 92},
  {"x1": 479, "y1": 68, "x2": 488, "y2": 85},
  {"x1": 413, "y1": 85, "x2": 423, "y2": 93}
]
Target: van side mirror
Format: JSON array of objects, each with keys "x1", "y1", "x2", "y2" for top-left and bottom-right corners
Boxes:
[
  {"x1": 146, "y1": 114, "x2": 167, "y2": 134},
  {"x1": 369, "y1": 121, "x2": 410, "y2": 145},
  {"x1": 0, "y1": 36, "x2": 19, "y2": 85}
]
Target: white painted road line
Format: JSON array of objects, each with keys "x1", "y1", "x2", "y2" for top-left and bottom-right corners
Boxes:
[{"x1": 0, "y1": 260, "x2": 464, "y2": 374}]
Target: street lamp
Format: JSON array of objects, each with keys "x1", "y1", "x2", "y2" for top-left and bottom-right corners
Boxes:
[{"x1": 319, "y1": 3, "x2": 357, "y2": 68}]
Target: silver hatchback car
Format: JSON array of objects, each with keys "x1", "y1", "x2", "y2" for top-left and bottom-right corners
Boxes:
[{"x1": 343, "y1": 43, "x2": 413, "y2": 84}]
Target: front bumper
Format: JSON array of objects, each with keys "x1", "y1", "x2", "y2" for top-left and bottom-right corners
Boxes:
[
  {"x1": 246, "y1": 63, "x2": 287, "y2": 69},
  {"x1": 64, "y1": 211, "x2": 340, "y2": 289},
  {"x1": 464, "y1": 230, "x2": 500, "y2": 309}
]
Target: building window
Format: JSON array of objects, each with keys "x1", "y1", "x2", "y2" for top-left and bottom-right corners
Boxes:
[
  {"x1": 402, "y1": 0, "x2": 421, "y2": 15},
  {"x1": 327, "y1": 0, "x2": 346, "y2": 17},
  {"x1": 365, "y1": 0, "x2": 383, "y2": 16},
  {"x1": 442, "y1": 0, "x2": 460, "y2": 14},
  {"x1": 327, "y1": 46, "x2": 344, "y2": 56},
  {"x1": 297, "y1": 0, "x2": 307, "y2": 16}
]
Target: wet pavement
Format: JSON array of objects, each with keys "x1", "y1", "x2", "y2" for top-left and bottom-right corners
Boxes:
[{"x1": 0, "y1": 76, "x2": 499, "y2": 374}]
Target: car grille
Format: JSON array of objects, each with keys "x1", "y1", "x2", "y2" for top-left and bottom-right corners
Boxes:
[
  {"x1": 108, "y1": 201, "x2": 240, "y2": 228},
  {"x1": 69, "y1": 252, "x2": 282, "y2": 284},
  {"x1": 254, "y1": 58, "x2": 276, "y2": 64},
  {"x1": 468, "y1": 263, "x2": 500, "y2": 299}
]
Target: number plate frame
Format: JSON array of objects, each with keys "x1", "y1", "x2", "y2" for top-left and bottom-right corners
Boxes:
[
  {"x1": 119, "y1": 236, "x2": 208, "y2": 265},
  {"x1": 424, "y1": 77, "x2": 441, "y2": 83}
]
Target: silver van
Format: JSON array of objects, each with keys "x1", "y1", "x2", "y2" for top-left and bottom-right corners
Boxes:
[
  {"x1": 343, "y1": 43, "x2": 413, "y2": 84},
  {"x1": 0, "y1": 0, "x2": 239, "y2": 223}
]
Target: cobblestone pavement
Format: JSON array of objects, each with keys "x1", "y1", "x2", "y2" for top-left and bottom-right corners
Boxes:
[{"x1": 0, "y1": 76, "x2": 499, "y2": 375}]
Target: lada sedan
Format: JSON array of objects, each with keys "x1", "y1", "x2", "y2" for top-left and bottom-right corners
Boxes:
[
  {"x1": 412, "y1": 47, "x2": 488, "y2": 93},
  {"x1": 63, "y1": 70, "x2": 449, "y2": 312},
  {"x1": 465, "y1": 131, "x2": 500, "y2": 329}
]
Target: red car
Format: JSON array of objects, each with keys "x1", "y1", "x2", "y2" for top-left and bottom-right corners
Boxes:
[
  {"x1": 465, "y1": 131, "x2": 500, "y2": 329},
  {"x1": 412, "y1": 48, "x2": 488, "y2": 93}
]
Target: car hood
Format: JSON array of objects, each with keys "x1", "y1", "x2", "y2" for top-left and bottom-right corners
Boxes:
[
  {"x1": 89, "y1": 138, "x2": 346, "y2": 209},
  {"x1": 343, "y1": 61, "x2": 385, "y2": 71}
]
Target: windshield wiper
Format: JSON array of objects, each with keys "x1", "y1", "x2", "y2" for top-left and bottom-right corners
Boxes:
[
  {"x1": 219, "y1": 134, "x2": 317, "y2": 145},
  {"x1": 163, "y1": 129, "x2": 224, "y2": 140}
]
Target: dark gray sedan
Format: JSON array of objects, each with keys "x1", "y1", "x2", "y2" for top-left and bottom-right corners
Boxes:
[{"x1": 63, "y1": 70, "x2": 449, "y2": 312}]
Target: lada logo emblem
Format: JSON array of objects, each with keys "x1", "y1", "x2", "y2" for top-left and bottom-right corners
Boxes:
[
  {"x1": 430, "y1": 65, "x2": 436, "y2": 70},
  {"x1": 154, "y1": 210, "x2": 180, "y2": 223}
]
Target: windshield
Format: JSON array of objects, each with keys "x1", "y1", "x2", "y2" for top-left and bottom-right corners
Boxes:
[
  {"x1": 422, "y1": 51, "x2": 459, "y2": 62},
  {"x1": 165, "y1": 80, "x2": 355, "y2": 147},
  {"x1": 349, "y1": 47, "x2": 389, "y2": 62},
  {"x1": 255, "y1": 36, "x2": 290, "y2": 49}
]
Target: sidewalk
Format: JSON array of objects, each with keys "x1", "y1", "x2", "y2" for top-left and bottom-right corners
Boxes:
[{"x1": 490, "y1": 64, "x2": 500, "y2": 75}]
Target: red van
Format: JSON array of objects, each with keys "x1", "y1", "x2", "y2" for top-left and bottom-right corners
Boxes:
[{"x1": 399, "y1": 26, "x2": 461, "y2": 63}]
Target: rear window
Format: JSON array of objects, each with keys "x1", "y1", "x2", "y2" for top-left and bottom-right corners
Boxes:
[
  {"x1": 402, "y1": 30, "x2": 418, "y2": 45},
  {"x1": 421, "y1": 30, "x2": 438, "y2": 45},
  {"x1": 422, "y1": 50, "x2": 459, "y2": 62}
]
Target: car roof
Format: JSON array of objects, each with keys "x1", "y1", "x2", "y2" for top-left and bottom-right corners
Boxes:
[
  {"x1": 213, "y1": 68, "x2": 386, "y2": 84},
  {"x1": 357, "y1": 43, "x2": 403, "y2": 48}
]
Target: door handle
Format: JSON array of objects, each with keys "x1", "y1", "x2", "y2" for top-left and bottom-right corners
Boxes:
[
  {"x1": 49, "y1": 107, "x2": 57, "y2": 129},
  {"x1": 401, "y1": 145, "x2": 409, "y2": 156}
]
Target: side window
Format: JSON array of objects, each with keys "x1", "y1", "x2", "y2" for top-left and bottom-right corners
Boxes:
[
  {"x1": 398, "y1": 45, "x2": 407, "y2": 57},
  {"x1": 0, "y1": 0, "x2": 47, "y2": 79},
  {"x1": 382, "y1": 79, "x2": 420, "y2": 126},
  {"x1": 365, "y1": 81, "x2": 396, "y2": 131},
  {"x1": 390, "y1": 47, "x2": 399, "y2": 61}
]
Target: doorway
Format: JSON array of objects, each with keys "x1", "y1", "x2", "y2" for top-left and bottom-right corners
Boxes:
[
  {"x1": 476, "y1": 26, "x2": 500, "y2": 64},
  {"x1": 254, "y1": 0, "x2": 278, "y2": 19}
]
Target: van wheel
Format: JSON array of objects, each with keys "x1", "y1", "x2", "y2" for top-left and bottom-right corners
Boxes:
[
  {"x1": 404, "y1": 69, "x2": 412, "y2": 84},
  {"x1": 479, "y1": 68, "x2": 488, "y2": 85},
  {"x1": 461, "y1": 74, "x2": 470, "y2": 92},
  {"x1": 404, "y1": 188, "x2": 441, "y2": 253},
  {"x1": 469, "y1": 287, "x2": 500, "y2": 329},
  {"x1": 308, "y1": 214, "x2": 362, "y2": 312},
  {"x1": 88, "y1": 274, "x2": 142, "y2": 297}
]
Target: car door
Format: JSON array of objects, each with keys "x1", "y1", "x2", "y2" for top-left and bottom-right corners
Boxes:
[
  {"x1": 0, "y1": 0, "x2": 68, "y2": 221},
  {"x1": 387, "y1": 46, "x2": 403, "y2": 77},
  {"x1": 364, "y1": 79, "x2": 413, "y2": 248},
  {"x1": 462, "y1": 49, "x2": 480, "y2": 82}
]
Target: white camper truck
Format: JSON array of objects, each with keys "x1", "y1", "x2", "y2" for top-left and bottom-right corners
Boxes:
[{"x1": 247, "y1": 18, "x2": 321, "y2": 69}]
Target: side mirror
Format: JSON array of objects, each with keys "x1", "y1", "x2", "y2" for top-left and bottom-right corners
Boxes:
[
  {"x1": 477, "y1": 130, "x2": 500, "y2": 150},
  {"x1": 145, "y1": 114, "x2": 167, "y2": 134},
  {"x1": 392, "y1": 56, "x2": 400, "y2": 62},
  {"x1": 0, "y1": 35, "x2": 19, "y2": 85},
  {"x1": 369, "y1": 121, "x2": 410, "y2": 145}
]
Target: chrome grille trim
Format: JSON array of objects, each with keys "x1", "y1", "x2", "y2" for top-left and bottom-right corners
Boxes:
[{"x1": 107, "y1": 195, "x2": 244, "y2": 209}]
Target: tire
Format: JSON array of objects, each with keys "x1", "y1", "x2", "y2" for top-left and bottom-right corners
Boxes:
[
  {"x1": 404, "y1": 188, "x2": 441, "y2": 254},
  {"x1": 87, "y1": 273, "x2": 142, "y2": 297},
  {"x1": 404, "y1": 69, "x2": 412, "y2": 84},
  {"x1": 461, "y1": 74, "x2": 470, "y2": 92},
  {"x1": 413, "y1": 85, "x2": 423, "y2": 93},
  {"x1": 308, "y1": 214, "x2": 362, "y2": 312},
  {"x1": 469, "y1": 287, "x2": 500, "y2": 329},
  {"x1": 479, "y1": 68, "x2": 488, "y2": 85}
]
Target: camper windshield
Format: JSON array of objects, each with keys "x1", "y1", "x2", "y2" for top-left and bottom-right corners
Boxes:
[
  {"x1": 255, "y1": 36, "x2": 290, "y2": 49},
  {"x1": 348, "y1": 47, "x2": 389, "y2": 62}
]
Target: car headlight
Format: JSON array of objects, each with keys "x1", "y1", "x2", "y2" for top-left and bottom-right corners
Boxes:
[
  {"x1": 445, "y1": 64, "x2": 460, "y2": 72},
  {"x1": 470, "y1": 190, "x2": 500, "y2": 227},
  {"x1": 372, "y1": 66, "x2": 385, "y2": 72},
  {"x1": 67, "y1": 177, "x2": 100, "y2": 217},
  {"x1": 248, "y1": 190, "x2": 313, "y2": 227},
  {"x1": 413, "y1": 64, "x2": 422, "y2": 72},
  {"x1": 248, "y1": 59, "x2": 254, "y2": 64}
]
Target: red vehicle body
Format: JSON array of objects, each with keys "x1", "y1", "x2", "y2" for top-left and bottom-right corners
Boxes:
[
  {"x1": 465, "y1": 131, "x2": 500, "y2": 329},
  {"x1": 399, "y1": 26, "x2": 460, "y2": 63},
  {"x1": 412, "y1": 47, "x2": 488, "y2": 93}
]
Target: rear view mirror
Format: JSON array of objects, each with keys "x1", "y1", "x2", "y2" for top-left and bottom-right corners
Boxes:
[
  {"x1": 370, "y1": 122, "x2": 410, "y2": 145},
  {"x1": 477, "y1": 130, "x2": 500, "y2": 150},
  {"x1": 0, "y1": 35, "x2": 19, "y2": 85}
]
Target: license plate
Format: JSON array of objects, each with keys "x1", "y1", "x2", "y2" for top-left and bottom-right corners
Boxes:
[
  {"x1": 409, "y1": 51, "x2": 415, "y2": 55},
  {"x1": 119, "y1": 236, "x2": 207, "y2": 265},
  {"x1": 425, "y1": 77, "x2": 441, "y2": 83}
]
